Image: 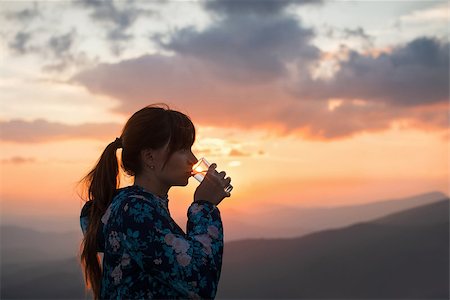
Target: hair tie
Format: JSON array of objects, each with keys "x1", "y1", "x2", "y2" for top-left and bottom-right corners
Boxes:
[{"x1": 114, "y1": 137, "x2": 122, "y2": 148}]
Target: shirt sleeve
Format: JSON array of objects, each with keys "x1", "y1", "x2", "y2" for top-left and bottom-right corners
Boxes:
[
  {"x1": 121, "y1": 197, "x2": 224, "y2": 299},
  {"x1": 80, "y1": 200, "x2": 106, "y2": 253},
  {"x1": 80, "y1": 200, "x2": 92, "y2": 236}
]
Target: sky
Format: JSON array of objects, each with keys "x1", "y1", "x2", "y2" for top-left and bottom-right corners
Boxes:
[{"x1": 0, "y1": 0, "x2": 449, "y2": 233}]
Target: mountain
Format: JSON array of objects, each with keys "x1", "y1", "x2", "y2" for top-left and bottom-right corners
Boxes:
[
  {"x1": 220, "y1": 191, "x2": 448, "y2": 241},
  {"x1": 1, "y1": 193, "x2": 448, "y2": 299},
  {"x1": 1, "y1": 257, "x2": 90, "y2": 299},
  {"x1": 216, "y1": 199, "x2": 449, "y2": 299},
  {"x1": 0, "y1": 225, "x2": 83, "y2": 263},
  {"x1": 372, "y1": 199, "x2": 449, "y2": 226}
]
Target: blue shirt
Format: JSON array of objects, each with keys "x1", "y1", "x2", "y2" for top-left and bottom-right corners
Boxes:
[{"x1": 80, "y1": 185, "x2": 224, "y2": 299}]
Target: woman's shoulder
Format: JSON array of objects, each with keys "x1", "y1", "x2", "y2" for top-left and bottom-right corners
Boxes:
[{"x1": 114, "y1": 185, "x2": 162, "y2": 210}]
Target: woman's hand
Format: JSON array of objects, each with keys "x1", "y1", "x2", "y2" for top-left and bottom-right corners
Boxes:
[{"x1": 194, "y1": 163, "x2": 231, "y2": 206}]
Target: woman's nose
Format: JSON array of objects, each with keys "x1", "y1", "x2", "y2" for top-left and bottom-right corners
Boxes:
[{"x1": 189, "y1": 152, "x2": 198, "y2": 165}]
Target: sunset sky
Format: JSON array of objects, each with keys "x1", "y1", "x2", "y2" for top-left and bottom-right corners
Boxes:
[{"x1": 0, "y1": 0, "x2": 448, "y2": 233}]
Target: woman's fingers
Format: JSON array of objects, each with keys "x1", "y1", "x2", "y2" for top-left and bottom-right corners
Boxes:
[
  {"x1": 206, "y1": 163, "x2": 232, "y2": 192},
  {"x1": 208, "y1": 163, "x2": 217, "y2": 172},
  {"x1": 223, "y1": 176, "x2": 231, "y2": 187},
  {"x1": 194, "y1": 163, "x2": 232, "y2": 205}
]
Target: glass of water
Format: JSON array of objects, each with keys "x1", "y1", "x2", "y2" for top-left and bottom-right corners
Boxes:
[{"x1": 192, "y1": 157, "x2": 233, "y2": 193}]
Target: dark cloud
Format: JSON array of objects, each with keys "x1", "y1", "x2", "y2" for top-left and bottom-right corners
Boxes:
[
  {"x1": 42, "y1": 30, "x2": 90, "y2": 72},
  {"x1": 343, "y1": 27, "x2": 372, "y2": 41},
  {"x1": 9, "y1": 31, "x2": 33, "y2": 54},
  {"x1": 320, "y1": 25, "x2": 373, "y2": 47},
  {"x1": 9, "y1": 29, "x2": 76, "y2": 59},
  {"x1": 0, "y1": 119, "x2": 122, "y2": 143},
  {"x1": 157, "y1": 14, "x2": 319, "y2": 84},
  {"x1": 4, "y1": 3, "x2": 41, "y2": 55},
  {"x1": 7, "y1": 24, "x2": 84, "y2": 72},
  {"x1": 297, "y1": 37, "x2": 449, "y2": 106},
  {"x1": 78, "y1": 0, "x2": 140, "y2": 32},
  {"x1": 204, "y1": 0, "x2": 321, "y2": 16},
  {"x1": 72, "y1": 36, "x2": 449, "y2": 140},
  {"x1": 342, "y1": 27, "x2": 374, "y2": 47},
  {"x1": 76, "y1": 0, "x2": 155, "y2": 55},
  {"x1": 155, "y1": 0, "x2": 322, "y2": 84},
  {"x1": 48, "y1": 30, "x2": 76, "y2": 56}
]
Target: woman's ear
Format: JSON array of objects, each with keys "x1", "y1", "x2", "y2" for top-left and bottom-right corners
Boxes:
[{"x1": 141, "y1": 149, "x2": 154, "y2": 165}]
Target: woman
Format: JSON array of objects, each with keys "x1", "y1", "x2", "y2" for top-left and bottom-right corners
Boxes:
[{"x1": 79, "y1": 105, "x2": 231, "y2": 299}]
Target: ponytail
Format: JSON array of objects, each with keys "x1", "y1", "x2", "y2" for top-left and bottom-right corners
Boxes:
[{"x1": 79, "y1": 138, "x2": 122, "y2": 299}]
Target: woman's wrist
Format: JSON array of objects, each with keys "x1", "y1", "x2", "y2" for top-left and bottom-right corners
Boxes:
[{"x1": 193, "y1": 199, "x2": 216, "y2": 207}]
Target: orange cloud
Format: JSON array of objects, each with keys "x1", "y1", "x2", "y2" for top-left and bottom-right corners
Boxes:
[{"x1": 71, "y1": 37, "x2": 448, "y2": 141}]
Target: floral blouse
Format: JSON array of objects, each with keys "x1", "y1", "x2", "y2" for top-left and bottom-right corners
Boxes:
[{"x1": 80, "y1": 185, "x2": 224, "y2": 299}]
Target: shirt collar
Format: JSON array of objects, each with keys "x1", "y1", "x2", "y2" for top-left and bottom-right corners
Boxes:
[{"x1": 130, "y1": 185, "x2": 169, "y2": 210}]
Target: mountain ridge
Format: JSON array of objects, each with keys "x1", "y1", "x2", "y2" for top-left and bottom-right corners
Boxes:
[
  {"x1": 1, "y1": 191, "x2": 448, "y2": 299},
  {"x1": 217, "y1": 198, "x2": 449, "y2": 299}
]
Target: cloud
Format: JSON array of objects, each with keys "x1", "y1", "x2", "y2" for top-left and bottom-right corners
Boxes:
[
  {"x1": 9, "y1": 29, "x2": 76, "y2": 58},
  {"x1": 5, "y1": 16, "x2": 91, "y2": 73},
  {"x1": 321, "y1": 26, "x2": 373, "y2": 49},
  {"x1": 1, "y1": 157, "x2": 36, "y2": 164},
  {"x1": 154, "y1": 0, "x2": 321, "y2": 85},
  {"x1": 157, "y1": 14, "x2": 319, "y2": 84},
  {"x1": 203, "y1": 0, "x2": 321, "y2": 16},
  {"x1": 342, "y1": 27, "x2": 372, "y2": 40},
  {"x1": 9, "y1": 31, "x2": 34, "y2": 55},
  {"x1": 75, "y1": 0, "x2": 155, "y2": 55},
  {"x1": 72, "y1": 52, "x2": 298, "y2": 132},
  {"x1": 342, "y1": 27, "x2": 374, "y2": 47},
  {"x1": 4, "y1": 2, "x2": 40, "y2": 22},
  {"x1": 73, "y1": 36, "x2": 449, "y2": 140},
  {"x1": 72, "y1": 0, "x2": 448, "y2": 141},
  {"x1": 42, "y1": 30, "x2": 95, "y2": 72},
  {"x1": 296, "y1": 37, "x2": 449, "y2": 106},
  {"x1": 0, "y1": 119, "x2": 122, "y2": 143},
  {"x1": 48, "y1": 30, "x2": 76, "y2": 56},
  {"x1": 4, "y1": 3, "x2": 42, "y2": 55},
  {"x1": 77, "y1": 0, "x2": 141, "y2": 33}
]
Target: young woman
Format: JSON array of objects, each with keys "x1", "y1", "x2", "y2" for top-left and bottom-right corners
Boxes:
[{"x1": 79, "y1": 105, "x2": 232, "y2": 299}]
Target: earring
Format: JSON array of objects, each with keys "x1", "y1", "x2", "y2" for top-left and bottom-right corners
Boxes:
[{"x1": 147, "y1": 163, "x2": 155, "y2": 170}]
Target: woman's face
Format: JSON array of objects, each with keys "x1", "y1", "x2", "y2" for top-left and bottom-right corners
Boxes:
[{"x1": 152, "y1": 146, "x2": 198, "y2": 188}]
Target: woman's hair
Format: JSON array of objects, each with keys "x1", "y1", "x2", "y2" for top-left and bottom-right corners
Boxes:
[{"x1": 79, "y1": 104, "x2": 196, "y2": 299}]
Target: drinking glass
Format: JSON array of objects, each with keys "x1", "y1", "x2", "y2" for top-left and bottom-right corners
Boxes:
[{"x1": 192, "y1": 157, "x2": 233, "y2": 193}]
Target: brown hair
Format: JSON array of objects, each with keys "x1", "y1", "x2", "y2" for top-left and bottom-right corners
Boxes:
[{"x1": 79, "y1": 104, "x2": 195, "y2": 299}]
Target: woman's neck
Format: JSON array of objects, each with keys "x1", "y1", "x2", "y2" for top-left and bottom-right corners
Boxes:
[{"x1": 134, "y1": 174, "x2": 169, "y2": 198}]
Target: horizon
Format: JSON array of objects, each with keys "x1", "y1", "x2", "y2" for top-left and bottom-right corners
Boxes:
[{"x1": 1, "y1": 189, "x2": 448, "y2": 236}]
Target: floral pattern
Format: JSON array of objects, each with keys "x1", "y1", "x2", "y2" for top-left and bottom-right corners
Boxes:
[{"x1": 80, "y1": 185, "x2": 224, "y2": 299}]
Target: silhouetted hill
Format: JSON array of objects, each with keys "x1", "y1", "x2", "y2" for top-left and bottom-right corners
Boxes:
[
  {"x1": 221, "y1": 191, "x2": 448, "y2": 240},
  {"x1": 216, "y1": 199, "x2": 449, "y2": 299},
  {"x1": 1, "y1": 257, "x2": 90, "y2": 299},
  {"x1": 373, "y1": 199, "x2": 449, "y2": 226},
  {"x1": 0, "y1": 225, "x2": 82, "y2": 263},
  {"x1": 1, "y1": 195, "x2": 448, "y2": 299}
]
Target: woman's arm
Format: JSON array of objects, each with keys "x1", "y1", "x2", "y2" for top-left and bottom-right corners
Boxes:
[{"x1": 122, "y1": 197, "x2": 224, "y2": 299}]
